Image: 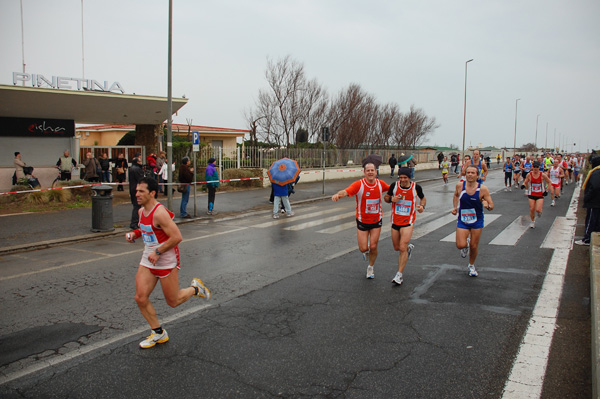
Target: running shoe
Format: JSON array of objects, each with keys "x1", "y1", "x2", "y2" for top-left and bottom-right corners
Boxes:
[
  {"x1": 460, "y1": 238, "x2": 470, "y2": 258},
  {"x1": 536, "y1": 211, "x2": 542, "y2": 218},
  {"x1": 362, "y1": 251, "x2": 370, "y2": 261},
  {"x1": 139, "y1": 329, "x2": 169, "y2": 349},
  {"x1": 530, "y1": 221, "x2": 536, "y2": 229},
  {"x1": 407, "y1": 243, "x2": 414, "y2": 259},
  {"x1": 366, "y1": 265, "x2": 374, "y2": 279},
  {"x1": 551, "y1": 200, "x2": 555, "y2": 207},
  {"x1": 191, "y1": 278, "x2": 211, "y2": 299},
  {"x1": 273, "y1": 214, "x2": 280, "y2": 219},
  {"x1": 468, "y1": 265, "x2": 478, "y2": 277},
  {"x1": 286, "y1": 211, "x2": 295, "y2": 217},
  {"x1": 392, "y1": 272, "x2": 403, "y2": 285},
  {"x1": 509, "y1": 187, "x2": 512, "y2": 192},
  {"x1": 575, "y1": 239, "x2": 590, "y2": 246}
]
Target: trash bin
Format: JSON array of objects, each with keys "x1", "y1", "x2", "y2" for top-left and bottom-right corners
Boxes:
[{"x1": 91, "y1": 184, "x2": 115, "y2": 232}]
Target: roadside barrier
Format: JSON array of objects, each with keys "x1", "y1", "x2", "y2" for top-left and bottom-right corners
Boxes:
[{"x1": 0, "y1": 169, "x2": 367, "y2": 196}]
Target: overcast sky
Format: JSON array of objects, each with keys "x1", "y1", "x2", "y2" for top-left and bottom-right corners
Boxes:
[{"x1": 1, "y1": 0, "x2": 599, "y2": 152}]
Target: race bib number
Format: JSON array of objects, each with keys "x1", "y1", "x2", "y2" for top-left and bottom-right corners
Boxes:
[
  {"x1": 365, "y1": 199, "x2": 379, "y2": 214},
  {"x1": 460, "y1": 208, "x2": 477, "y2": 224},
  {"x1": 395, "y1": 200, "x2": 412, "y2": 216},
  {"x1": 531, "y1": 183, "x2": 543, "y2": 193},
  {"x1": 140, "y1": 223, "x2": 158, "y2": 246}
]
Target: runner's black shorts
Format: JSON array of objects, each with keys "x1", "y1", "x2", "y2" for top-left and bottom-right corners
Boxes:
[
  {"x1": 356, "y1": 219, "x2": 382, "y2": 231},
  {"x1": 391, "y1": 223, "x2": 413, "y2": 231},
  {"x1": 528, "y1": 195, "x2": 543, "y2": 201}
]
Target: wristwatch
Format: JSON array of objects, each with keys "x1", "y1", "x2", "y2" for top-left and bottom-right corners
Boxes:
[{"x1": 155, "y1": 248, "x2": 161, "y2": 256}]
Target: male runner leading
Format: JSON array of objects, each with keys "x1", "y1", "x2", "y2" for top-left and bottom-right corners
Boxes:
[
  {"x1": 452, "y1": 165, "x2": 494, "y2": 277},
  {"x1": 126, "y1": 177, "x2": 211, "y2": 349},
  {"x1": 384, "y1": 167, "x2": 426, "y2": 285},
  {"x1": 332, "y1": 163, "x2": 390, "y2": 279}
]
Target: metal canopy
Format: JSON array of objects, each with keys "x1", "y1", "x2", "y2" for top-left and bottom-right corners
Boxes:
[{"x1": 0, "y1": 85, "x2": 188, "y2": 125}]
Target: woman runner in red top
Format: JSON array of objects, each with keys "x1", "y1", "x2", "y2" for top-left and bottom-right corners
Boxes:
[
  {"x1": 384, "y1": 167, "x2": 426, "y2": 285},
  {"x1": 332, "y1": 163, "x2": 390, "y2": 279},
  {"x1": 522, "y1": 161, "x2": 552, "y2": 228}
]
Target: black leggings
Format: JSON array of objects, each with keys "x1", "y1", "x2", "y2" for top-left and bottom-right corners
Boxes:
[{"x1": 504, "y1": 172, "x2": 512, "y2": 186}]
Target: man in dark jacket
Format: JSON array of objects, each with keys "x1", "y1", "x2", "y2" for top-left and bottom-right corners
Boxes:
[
  {"x1": 128, "y1": 153, "x2": 145, "y2": 229},
  {"x1": 178, "y1": 157, "x2": 194, "y2": 219},
  {"x1": 388, "y1": 154, "x2": 397, "y2": 177},
  {"x1": 576, "y1": 156, "x2": 600, "y2": 246}
]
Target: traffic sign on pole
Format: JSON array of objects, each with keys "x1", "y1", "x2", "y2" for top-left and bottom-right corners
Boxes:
[{"x1": 193, "y1": 131, "x2": 199, "y2": 152}]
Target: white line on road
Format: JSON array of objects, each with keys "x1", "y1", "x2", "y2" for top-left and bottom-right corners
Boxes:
[
  {"x1": 489, "y1": 215, "x2": 530, "y2": 246},
  {"x1": 283, "y1": 211, "x2": 356, "y2": 231},
  {"x1": 439, "y1": 214, "x2": 502, "y2": 242},
  {"x1": 501, "y1": 186, "x2": 579, "y2": 399}
]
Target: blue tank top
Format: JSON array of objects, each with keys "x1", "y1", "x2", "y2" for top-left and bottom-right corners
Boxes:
[
  {"x1": 504, "y1": 162, "x2": 513, "y2": 173},
  {"x1": 523, "y1": 161, "x2": 532, "y2": 173},
  {"x1": 470, "y1": 159, "x2": 484, "y2": 181},
  {"x1": 458, "y1": 181, "x2": 483, "y2": 226}
]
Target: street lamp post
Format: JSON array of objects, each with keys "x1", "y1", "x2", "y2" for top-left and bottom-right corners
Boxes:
[
  {"x1": 461, "y1": 59, "x2": 474, "y2": 165},
  {"x1": 535, "y1": 114, "x2": 540, "y2": 152},
  {"x1": 513, "y1": 98, "x2": 520, "y2": 157}
]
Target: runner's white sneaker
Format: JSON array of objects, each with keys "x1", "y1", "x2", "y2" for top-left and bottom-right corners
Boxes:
[
  {"x1": 366, "y1": 265, "x2": 374, "y2": 279},
  {"x1": 392, "y1": 272, "x2": 403, "y2": 285},
  {"x1": 139, "y1": 329, "x2": 169, "y2": 349},
  {"x1": 191, "y1": 278, "x2": 211, "y2": 299},
  {"x1": 407, "y1": 243, "x2": 414, "y2": 259},
  {"x1": 468, "y1": 265, "x2": 478, "y2": 277},
  {"x1": 530, "y1": 221, "x2": 536, "y2": 229},
  {"x1": 551, "y1": 200, "x2": 555, "y2": 207},
  {"x1": 460, "y1": 238, "x2": 470, "y2": 258}
]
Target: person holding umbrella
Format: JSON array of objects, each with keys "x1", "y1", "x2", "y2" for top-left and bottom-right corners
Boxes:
[
  {"x1": 268, "y1": 158, "x2": 300, "y2": 219},
  {"x1": 331, "y1": 161, "x2": 390, "y2": 279}
]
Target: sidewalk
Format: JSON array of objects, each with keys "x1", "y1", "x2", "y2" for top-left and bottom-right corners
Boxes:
[{"x1": 0, "y1": 166, "x2": 460, "y2": 254}]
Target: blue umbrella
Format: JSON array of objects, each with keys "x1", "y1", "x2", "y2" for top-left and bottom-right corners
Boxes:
[{"x1": 268, "y1": 158, "x2": 301, "y2": 186}]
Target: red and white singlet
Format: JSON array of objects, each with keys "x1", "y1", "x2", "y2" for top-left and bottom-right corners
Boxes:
[
  {"x1": 345, "y1": 178, "x2": 390, "y2": 224},
  {"x1": 138, "y1": 203, "x2": 180, "y2": 269},
  {"x1": 390, "y1": 181, "x2": 418, "y2": 226}
]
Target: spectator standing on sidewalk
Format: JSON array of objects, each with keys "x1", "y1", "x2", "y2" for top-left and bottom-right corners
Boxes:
[
  {"x1": 388, "y1": 154, "x2": 397, "y2": 177},
  {"x1": 99, "y1": 153, "x2": 111, "y2": 183},
  {"x1": 205, "y1": 157, "x2": 219, "y2": 215},
  {"x1": 156, "y1": 151, "x2": 166, "y2": 194},
  {"x1": 128, "y1": 153, "x2": 145, "y2": 229},
  {"x1": 114, "y1": 153, "x2": 128, "y2": 191},
  {"x1": 56, "y1": 150, "x2": 77, "y2": 181},
  {"x1": 178, "y1": 157, "x2": 194, "y2": 219},
  {"x1": 83, "y1": 152, "x2": 100, "y2": 182},
  {"x1": 576, "y1": 156, "x2": 600, "y2": 246}
]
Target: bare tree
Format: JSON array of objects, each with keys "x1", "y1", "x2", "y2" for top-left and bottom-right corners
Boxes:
[
  {"x1": 328, "y1": 83, "x2": 378, "y2": 149},
  {"x1": 248, "y1": 55, "x2": 327, "y2": 147},
  {"x1": 391, "y1": 105, "x2": 439, "y2": 149}
]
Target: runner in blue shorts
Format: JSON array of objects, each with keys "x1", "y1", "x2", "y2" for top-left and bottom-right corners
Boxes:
[{"x1": 452, "y1": 165, "x2": 494, "y2": 277}]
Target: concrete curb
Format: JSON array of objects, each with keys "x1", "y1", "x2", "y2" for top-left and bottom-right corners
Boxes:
[{"x1": 592, "y1": 232, "x2": 600, "y2": 399}]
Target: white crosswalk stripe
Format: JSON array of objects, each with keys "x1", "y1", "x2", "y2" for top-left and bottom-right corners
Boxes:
[
  {"x1": 489, "y1": 215, "x2": 530, "y2": 246},
  {"x1": 283, "y1": 211, "x2": 355, "y2": 231},
  {"x1": 439, "y1": 214, "x2": 502, "y2": 242}
]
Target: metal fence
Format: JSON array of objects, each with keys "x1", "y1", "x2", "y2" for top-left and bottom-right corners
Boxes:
[{"x1": 191, "y1": 146, "x2": 440, "y2": 170}]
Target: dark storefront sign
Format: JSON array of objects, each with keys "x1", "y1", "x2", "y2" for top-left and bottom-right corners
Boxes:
[{"x1": 0, "y1": 117, "x2": 75, "y2": 138}]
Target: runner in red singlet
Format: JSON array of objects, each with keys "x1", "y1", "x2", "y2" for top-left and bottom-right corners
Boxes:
[
  {"x1": 384, "y1": 167, "x2": 426, "y2": 285},
  {"x1": 522, "y1": 161, "x2": 552, "y2": 228},
  {"x1": 332, "y1": 163, "x2": 390, "y2": 279},
  {"x1": 126, "y1": 177, "x2": 210, "y2": 349}
]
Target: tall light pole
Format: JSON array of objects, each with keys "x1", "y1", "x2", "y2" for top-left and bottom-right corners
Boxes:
[
  {"x1": 81, "y1": 0, "x2": 85, "y2": 79},
  {"x1": 535, "y1": 114, "x2": 540, "y2": 152},
  {"x1": 545, "y1": 122, "x2": 548, "y2": 150},
  {"x1": 20, "y1": 0, "x2": 26, "y2": 83},
  {"x1": 166, "y1": 0, "x2": 174, "y2": 210},
  {"x1": 461, "y1": 59, "x2": 473, "y2": 164},
  {"x1": 513, "y1": 98, "x2": 520, "y2": 157}
]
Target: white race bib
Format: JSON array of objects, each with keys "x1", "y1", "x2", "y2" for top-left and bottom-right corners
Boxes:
[{"x1": 460, "y1": 208, "x2": 477, "y2": 224}]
